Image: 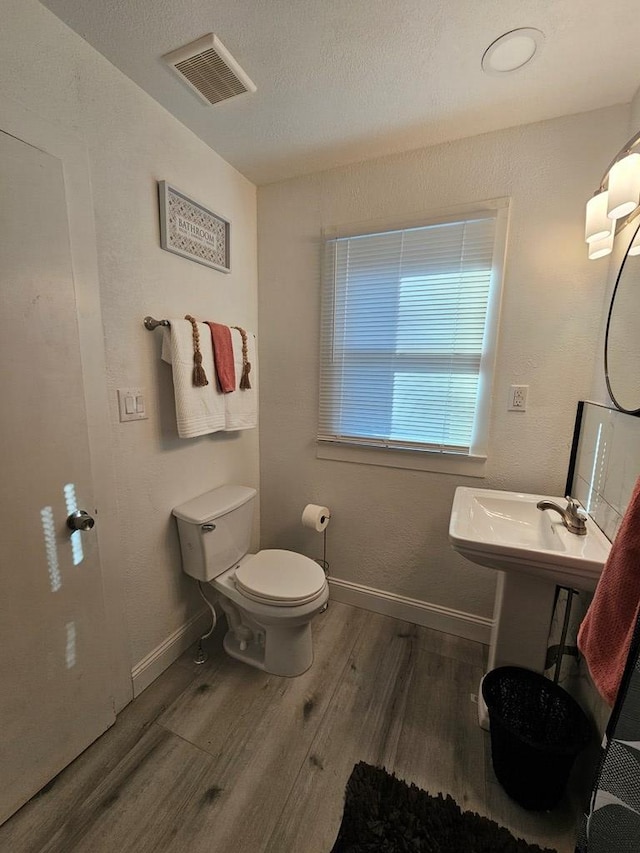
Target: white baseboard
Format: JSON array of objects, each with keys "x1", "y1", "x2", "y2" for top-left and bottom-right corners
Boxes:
[
  {"x1": 131, "y1": 609, "x2": 211, "y2": 698},
  {"x1": 131, "y1": 582, "x2": 491, "y2": 697},
  {"x1": 328, "y1": 577, "x2": 491, "y2": 645}
]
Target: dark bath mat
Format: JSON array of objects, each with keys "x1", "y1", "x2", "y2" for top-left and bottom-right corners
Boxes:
[{"x1": 330, "y1": 762, "x2": 558, "y2": 853}]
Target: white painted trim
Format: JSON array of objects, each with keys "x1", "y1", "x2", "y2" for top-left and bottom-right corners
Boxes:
[
  {"x1": 328, "y1": 577, "x2": 492, "y2": 645},
  {"x1": 131, "y1": 609, "x2": 212, "y2": 697},
  {"x1": 0, "y1": 95, "x2": 132, "y2": 711},
  {"x1": 323, "y1": 196, "x2": 511, "y2": 240},
  {"x1": 317, "y1": 441, "x2": 487, "y2": 476}
]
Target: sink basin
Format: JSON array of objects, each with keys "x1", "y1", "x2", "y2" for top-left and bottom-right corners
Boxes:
[{"x1": 449, "y1": 487, "x2": 611, "y2": 591}]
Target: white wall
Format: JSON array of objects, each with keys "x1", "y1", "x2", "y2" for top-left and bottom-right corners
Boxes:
[
  {"x1": 1, "y1": 0, "x2": 258, "y2": 699},
  {"x1": 258, "y1": 107, "x2": 629, "y2": 627},
  {"x1": 630, "y1": 83, "x2": 640, "y2": 134}
]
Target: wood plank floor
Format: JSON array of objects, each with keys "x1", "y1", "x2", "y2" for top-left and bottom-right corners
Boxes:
[{"x1": 0, "y1": 603, "x2": 583, "y2": 853}]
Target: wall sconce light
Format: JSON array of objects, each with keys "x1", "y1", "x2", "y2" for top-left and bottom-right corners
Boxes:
[
  {"x1": 586, "y1": 131, "x2": 640, "y2": 258},
  {"x1": 628, "y1": 227, "x2": 640, "y2": 256},
  {"x1": 588, "y1": 231, "x2": 615, "y2": 260}
]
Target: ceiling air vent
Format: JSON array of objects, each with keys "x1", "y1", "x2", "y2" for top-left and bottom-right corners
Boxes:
[{"x1": 163, "y1": 34, "x2": 256, "y2": 106}]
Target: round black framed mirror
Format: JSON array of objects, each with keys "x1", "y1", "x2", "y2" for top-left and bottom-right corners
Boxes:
[{"x1": 604, "y1": 220, "x2": 640, "y2": 415}]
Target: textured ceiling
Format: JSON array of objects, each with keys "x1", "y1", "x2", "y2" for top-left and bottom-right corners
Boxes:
[{"x1": 40, "y1": 0, "x2": 640, "y2": 185}]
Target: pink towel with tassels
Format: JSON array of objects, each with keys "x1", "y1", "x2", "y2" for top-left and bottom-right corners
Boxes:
[
  {"x1": 206, "y1": 322, "x2": 236, "y2": 393},
  {"x1": 578, "y1": 475, "x2": 640, "y2": 706}
]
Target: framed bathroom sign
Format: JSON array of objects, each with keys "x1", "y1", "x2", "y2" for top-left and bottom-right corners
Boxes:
[{"x1": 158, "y1": 181, "x2": 230, "y2": 273}]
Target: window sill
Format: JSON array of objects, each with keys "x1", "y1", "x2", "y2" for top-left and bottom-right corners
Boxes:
[{"x1": 316, "y1": 441, "x2": 487, "y2": 477}]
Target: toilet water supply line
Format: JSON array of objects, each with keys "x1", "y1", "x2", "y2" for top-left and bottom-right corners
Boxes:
[
  {"x1": 195, "y1": 581, "x2": 217, "y2": 664},
  {"x1": 195, "y1": 581, "x2": 253, "y2": 663},
  {"x1": 197, "y1": 581, "x2": 217, "y2": 636}
]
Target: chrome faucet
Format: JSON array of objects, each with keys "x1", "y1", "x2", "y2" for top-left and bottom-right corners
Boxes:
[{"x1": 536, "y1": 495, "x2": 587, "y2": 535}]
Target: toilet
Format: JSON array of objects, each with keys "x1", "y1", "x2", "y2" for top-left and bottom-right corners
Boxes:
[{"x1": 173, "y1": 485, "x2": 329, "y2": 677}]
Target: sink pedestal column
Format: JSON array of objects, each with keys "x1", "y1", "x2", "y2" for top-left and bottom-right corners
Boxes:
[{"x1": 478, "y1": 570, "x2": 557, "y2": 729}]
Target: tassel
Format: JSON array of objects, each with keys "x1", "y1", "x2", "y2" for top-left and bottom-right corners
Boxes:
[
  {"x1": 185, "y1": 315, "x2": 209, "y2": 387},
  {"x1": 240, "y1": 361, "x2": 252, "y2": 390},
  {"x1": 232, "y1": 326, "x2": 252, "y2": 390},
  {"x1": 192, "y1": 350, "x2": 208, "y2": 387}
]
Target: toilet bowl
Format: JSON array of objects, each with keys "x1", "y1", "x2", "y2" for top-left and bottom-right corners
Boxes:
[
  {"x1": 212, "y1": 551, "x2": 328, "y2": 676},
  {"x1": 173, "y1": 486, "x2": 328, "y2": 677}
]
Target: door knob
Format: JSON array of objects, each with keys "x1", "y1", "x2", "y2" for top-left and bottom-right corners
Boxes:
[{"x1": 66, "y1": 510, "x2": 95, "y2": 531}]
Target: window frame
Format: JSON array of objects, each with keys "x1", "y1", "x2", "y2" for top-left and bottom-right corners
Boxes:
[{"x1": 316, "y1": 199, "x2": 510, "y2": 476}]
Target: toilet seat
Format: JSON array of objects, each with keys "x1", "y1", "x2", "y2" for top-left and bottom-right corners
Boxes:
[{"x1": 234, "y1": 549, "x2": 327, "y2": 607}]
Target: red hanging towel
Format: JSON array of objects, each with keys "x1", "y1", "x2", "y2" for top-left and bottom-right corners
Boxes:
[
  {"x1": 206, "y1": 322, "x2": 236, "y2": 393},
  {"x1": 578, "y1": 475, "x2": 640, "y2": 706}
]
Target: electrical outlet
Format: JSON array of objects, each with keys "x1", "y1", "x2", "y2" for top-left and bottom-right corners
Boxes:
[{"x1": 508, "y1": 384, "x2": 528, "y2": 412}]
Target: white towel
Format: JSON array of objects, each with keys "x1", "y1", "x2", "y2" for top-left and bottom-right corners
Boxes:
[
  {"x1": 161, "y1": 320, "x2": 225, "y2": 438},
  {"x1": 225, "y1": 327, "x2": 258, "y2": 431}
]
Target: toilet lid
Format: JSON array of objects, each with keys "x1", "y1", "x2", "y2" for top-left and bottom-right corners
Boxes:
[{"x1": 234, "y1": 549, "x2": 326, "y2": 604}]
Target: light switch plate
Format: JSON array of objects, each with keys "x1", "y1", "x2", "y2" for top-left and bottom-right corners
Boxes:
[{"x1": 117, "y1": 388, "x2": 148, "y2": 422}]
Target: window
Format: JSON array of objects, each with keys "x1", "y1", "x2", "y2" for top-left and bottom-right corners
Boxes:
[{"x1": 318, "y1": 205, "x2": 507, "y2": 471}]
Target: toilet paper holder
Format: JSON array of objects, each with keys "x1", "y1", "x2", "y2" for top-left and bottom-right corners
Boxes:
[{"x1": 301, "y1": 503, "x2": 331, "y2": 576}]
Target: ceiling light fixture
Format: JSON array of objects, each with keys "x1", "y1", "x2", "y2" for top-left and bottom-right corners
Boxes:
[
  {"x1": 481, "y1": 28, "x2": 544, "y2": 75},
  {"x1": 585, "y1": 130, "x2": 640, "y2": 259}
]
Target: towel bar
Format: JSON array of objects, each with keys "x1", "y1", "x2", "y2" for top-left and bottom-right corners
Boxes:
[
  {"x1": 144, "y1": 316, "x2": 170, "y2": 330},
  {"x1": 144, "y1": 316, "x2": 255, "y2": 338}
]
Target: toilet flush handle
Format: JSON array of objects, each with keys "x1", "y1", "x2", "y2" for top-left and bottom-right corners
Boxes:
[{"x1": 201, "y1": 523, "x2": 216, "y2": 532}]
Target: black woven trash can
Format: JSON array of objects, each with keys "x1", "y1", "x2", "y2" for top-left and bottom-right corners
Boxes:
[{"x1": 482, "y1": 666, "x2": 592, "y2": 811}]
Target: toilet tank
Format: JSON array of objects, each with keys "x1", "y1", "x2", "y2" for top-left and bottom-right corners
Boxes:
[{"x1": 172, "y1": 485, "x2": 256, "y2": 581}]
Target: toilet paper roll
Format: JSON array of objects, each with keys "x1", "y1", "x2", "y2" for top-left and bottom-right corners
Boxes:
[{"x1": 301, "y1": 504, "x2": 331, "y2": 532}]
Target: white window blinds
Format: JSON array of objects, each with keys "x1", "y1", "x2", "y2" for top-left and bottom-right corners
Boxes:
[{"x1": 319, "y1": 213, "x2": 500, "y2": 455}]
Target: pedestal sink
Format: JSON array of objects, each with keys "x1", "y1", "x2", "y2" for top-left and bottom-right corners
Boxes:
[{"x1": 449, "y1": 487, "x2": 611, "y2": 728}]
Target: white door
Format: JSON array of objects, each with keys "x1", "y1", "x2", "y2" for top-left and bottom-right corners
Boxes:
[{"x1": 0, "y1": 130, "x2": 115, "y2": 824}]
